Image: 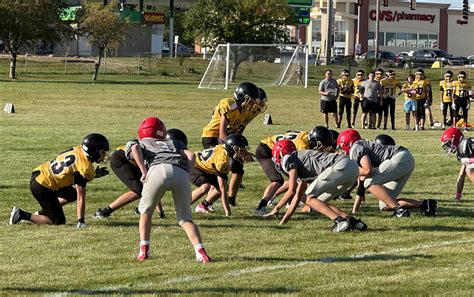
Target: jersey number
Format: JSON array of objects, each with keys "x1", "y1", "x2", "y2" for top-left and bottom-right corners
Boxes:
[
  {"x1": 416, "y1": 87, "x2": 424, "y2": 95},
  {"x1": 50, "y1": 154, "x2": 76, "y2": 175},
  {"x1": 275, "y1": 131, "x2": 300, "y2": 142},
  {"x1": 197, "y1": 149, "x2": 213, "y2": 162}
]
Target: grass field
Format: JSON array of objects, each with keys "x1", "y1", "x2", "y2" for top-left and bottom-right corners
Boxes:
[{"x1": 0, "y1": 58, "x2": 473, "y2": 295}]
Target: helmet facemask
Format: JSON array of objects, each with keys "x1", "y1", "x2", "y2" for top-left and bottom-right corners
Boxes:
[
  {"x1": 230, "y1": 145, "x2": 253, "y2": 163},
  {"x1": 442, "y1": 139, "x2": 458, "y2": 155}
]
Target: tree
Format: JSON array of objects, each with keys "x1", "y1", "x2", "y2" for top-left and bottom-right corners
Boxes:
[
  {"x1": 77, "y1": 1, "x2": 128, "y2": 81},
  {"x1": 0, "y1": 0, "x2": 68, "y2": 79},
  {"x1": 183, "y1": 0, "x2": 294, "y2": 82}
]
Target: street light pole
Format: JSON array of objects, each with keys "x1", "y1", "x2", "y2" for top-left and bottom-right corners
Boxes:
[
  {"x1": 325, "y1": 0, "x2": 333, "y2": 66},
  {"x1": 375, "y1": 0, "x2": 381, "y2": 66},
  {"x1": 169, "y1": 0, "x2": 174, "y2": 58}
]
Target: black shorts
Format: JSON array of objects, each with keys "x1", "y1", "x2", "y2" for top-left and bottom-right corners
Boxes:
[
  {"x1": 255, "y1": 143, "x2": 284, "y2": 184},
  {"x1": 202, "y1": 137, "x2": 219, "y2": 149},
  {"x1": 231, "y1": 160, "x2": 244, "y2": 175},
  {"x1": 110, "y1": 150, "x2": 142, "y2": 195},
  {"x1": 320, "y1": 100, "x2": 337, "y2": 114},
  {"x1": 190, "y1": 166, "x2": 227, "y2": 188},
  {"x1": 361, "y1": 98, "x2": 380, "y2": 113},
  {"x1": 29, "y1": 171, "x2": 77, "y2": 225},
  {"x1": 417, "y1": 99, "x2": 427, "y2": 120}
]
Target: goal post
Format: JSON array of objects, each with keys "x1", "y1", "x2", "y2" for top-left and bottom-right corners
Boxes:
[{"x1": 198, "y1": 43, "x2": 309, "y2": 90}]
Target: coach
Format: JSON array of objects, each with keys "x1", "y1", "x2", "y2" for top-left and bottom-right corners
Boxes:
[{"x1": 319, "y1": 69, "x2": 340, "y2": 128}]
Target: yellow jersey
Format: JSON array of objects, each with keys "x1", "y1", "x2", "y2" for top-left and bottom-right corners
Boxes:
[
  {"x1": 229, "y1": 108, "x2": 260, "y2": 134},
  {"x1": 439, "y1": 80, "x2": 455, "y2": 103},
  {"x1": 381, "y1": 78, "x2": 401, "y2": 98},
  {"x1": 402, "y1": 82, "x2": 417, "y2": 101},
  {"x1": 337, "y1": 77, "x2": 354, "y2": 98},
  {"x1": 34, "y1": 146, "x2": 95, "y2": 191},
  {"x1": 413, "y1": 79, "x2": 429, "y2": 100},
  {"x1": 352, "y1": 78, "x2": 365, "y2": 98},
  {"x1": 201, "y1": 98, "x2": 242, "y2": 138},
  {"x1": 260, "y1": 130, "x2": 311, "y2": 151},
  {"x1": 453, "y1": 81, "x2": 472, "y2": 98},
  {"x1": 194, "y1": 145, "x2": 232, "y2": 176}
]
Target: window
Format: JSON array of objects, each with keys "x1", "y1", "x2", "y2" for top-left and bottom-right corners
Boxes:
[
  {"x1": 406, "y1": 33, "x2": 417, "y2": 47},
  {"x1": 312, "y1": 20, "x2": 321, "y2": 42},
  {"x1": 334, "y1": 20, "x2": 347, "y2": 43},
  {"x1": 386, "y1": 32, "x2": 396, "y2": 46},
  {"x1": 396, "y1": 33, "x2": 406, "y2": 47}
]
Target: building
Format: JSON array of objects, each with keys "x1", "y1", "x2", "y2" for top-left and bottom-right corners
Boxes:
[{"x1": 306, "y1": 0, "x2": 474, "y2": 57}]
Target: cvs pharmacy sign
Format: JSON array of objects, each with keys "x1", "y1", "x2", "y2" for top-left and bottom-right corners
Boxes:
[{"x1": 369, "y1": 10, "x2": 436, "y2": 24}]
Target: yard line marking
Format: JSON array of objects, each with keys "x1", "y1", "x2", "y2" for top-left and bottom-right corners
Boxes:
[{"x1": 161, "y1": 238, "x2": 474, "y2": 285}]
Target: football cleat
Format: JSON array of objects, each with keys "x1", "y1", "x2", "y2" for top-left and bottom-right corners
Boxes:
[
  {"x1": 207, "y1": 205, "x2": 216, "y2": 212},
  {"x1": 9, "y1": 206, "x2": 22, "y2": 225},
  {"x1": 228, "y1": 197, "x2": 236, "y2": 207},
  {"x1": 331, "y1": 217, "x2": 350, "y2": 233},
  {"x1": 137, "y1": 244, "x2": 150, "y2": 261},
  {"x1": 338, "y1": 190, "x2": 353, "y2": 200},
  {"x1": 420, "y1": 199, "x2": 437, "y2": 216},
  {"x1": 254, "y1": 207, "x2": 268, "y2": 216},
  {"x1": 196, "y1": 248, "x2": 211, "y2": 264},
  {"x1": 392, "y1": 207, "x2": 410, "y2": 218},
  {"x1": 195, "y1": 203, "x2": 209, "y2": 214},
  {"x1": 92, "y1": 208, "x2": 109, "y2": 219},
  {"x1": 348, "y1": 217, "x2": 367, "y2": 231}
]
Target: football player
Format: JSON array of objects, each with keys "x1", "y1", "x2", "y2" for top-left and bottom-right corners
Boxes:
[
  {"x1": 401, "y1": 74, "x2": 418, "y2": 130},
  {"x1": 255, "y1": 127, "x2": 334, "y2": 212},
  {"x1": 201, "y1": 82, "x2": 261, "y2": 207},
  {"x1": 413, "y1": 69, "x2": 430, "y2": 130},
  {"x1": 440, "y1": 128, "x2": 468, "y2": 201},
  {"x1": 92, "y1": 127, "x2": 187, "y2": 220},
  {"x1": 380, "y1": 70, "x2": 402, "y2": 130},
  {"x1": 374, "y1": 68, "x2": 385, "y2": 129},
  {"x1": 126, "y1": 117, "x2": 210, "y2": 263},
  {"x1": 337, "y1": 69, "x2": 354, "y2": 128},
  {"x1": 439, "y1": 71, "x2": 455, "y2": 129},
  {"x1": 319, "y1": 69, "x2": 340, "y2": 128},
  {"x1": 264, "y1": 140, "x2": 367, "y2": 233},
  {"x1": 192, "y1": 134, "x2": 253, "y2": 216},
  {"x1": 352, "y1": 70, "x2": 365, "y2": 128},
  {"x1": 337, "y1": 129, "x2": 436, "y2": 217},
  {"x1": 453, "y1": 71, "x2": 472, "y2": 131},
  {"x1": 10, "y1": 133, "x2": 110, "y2": 228}
]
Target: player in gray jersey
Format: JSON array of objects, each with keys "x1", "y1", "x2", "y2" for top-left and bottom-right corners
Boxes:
[
  {"x1": 126, "y1": 117, "x2": 211, "y2": 263},
  {"x1": 264, "y1": 140, "x2": 367, "y2": 233},
  {"x1": 338, "y1": 129, "x2": 436, "y2": 217}
]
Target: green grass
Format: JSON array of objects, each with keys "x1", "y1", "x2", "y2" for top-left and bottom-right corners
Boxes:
[{"x1": 0, "y1": 60, "x2": 473, "y2": 296}]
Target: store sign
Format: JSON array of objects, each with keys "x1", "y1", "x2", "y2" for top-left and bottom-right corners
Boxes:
[
  {"x1": 369, "y1": 10, "x2": 436, "y2": 24},
  {"x1": 144, "y1": 12, "x2": 166, "y2": 24},
  {"x1": 60, "y1": 6, "x2": 81, "y2": 21}
]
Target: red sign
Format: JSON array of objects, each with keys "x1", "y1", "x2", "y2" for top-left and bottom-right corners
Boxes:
[
  {"x1": 369, "y1": 10, "x2": 436, "y2": 24},
  {"x1": 144, "y1": 12, "x2": 166, "y2": 25}
]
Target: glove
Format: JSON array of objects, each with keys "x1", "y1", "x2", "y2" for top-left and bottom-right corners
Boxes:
[
  {"x1": 467, "y1": 102, "x2": 470, "y2": 110},
  {"x1": 460, "y1": 158, "x2": 471, "y2": 166},
  {"x1": 452, "y1": 103, "x2": 456, "y2": 110},
  {"x1": 440, "y1": 102, "x2": 444, "y2": 110},
  {"x1": 77, "y1": 218, "x2": 87, "y2": 229},
  {"x1": 95, "y1": 166, "x2": 109, "y2": 178}
]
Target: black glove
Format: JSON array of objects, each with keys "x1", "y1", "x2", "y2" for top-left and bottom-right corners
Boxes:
[{"x1": 95, "y1": 166, "x2": 109, "y2": 178}]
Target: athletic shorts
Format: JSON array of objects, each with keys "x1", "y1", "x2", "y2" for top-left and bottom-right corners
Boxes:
[
  {"x1": 110, "y1": 150, "x2": 142, "y2": 195},
  {"x1": 404, "y1": 100, "x2": 417, "y2": 113},
  {"x1": 320, "y1": 100, "x2": 337, "y2": 114},
  {"x1": 361, "y1": 98, "x2": 380, "y2": 113},
  {"x1": 255, "y1": 143, "x2": 284, "y2": 184},
  {"x1": 190, "y1": 166, "x2": 227, "y2": 188},
  {"x1": 30, "y1": 171, "x2": 77, "y2": 225}
]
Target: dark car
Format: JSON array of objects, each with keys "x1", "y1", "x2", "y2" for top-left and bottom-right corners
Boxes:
[
  {"x1": 398, "y1": 49, "x2": 464, "y2": 68},
  {"x1": 358, "y1": 50, "x2": 396, "y2": 65},
  {"x1": 330, "y1": 55, "x2": 357, "y2": 65}
]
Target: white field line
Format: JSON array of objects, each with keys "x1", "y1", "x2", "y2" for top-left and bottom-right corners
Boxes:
[{"x1": 162, "y1": 238, "x2": 474, "y2": 285}]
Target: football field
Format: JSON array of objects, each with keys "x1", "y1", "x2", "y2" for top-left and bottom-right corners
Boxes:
[{"x1": 0, "y1": 65, "x2": 473, "y2": 295}]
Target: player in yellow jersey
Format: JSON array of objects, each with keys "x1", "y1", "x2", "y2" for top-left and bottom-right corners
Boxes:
[
  {"x1": 380, "y1": 70, "x2": 402, "y2": 130},
  {"x1": 453, "y1": 71, "x2": 473, "y2": 131},
  {"x1": 10, "y1": 134, "x2": 110, "y2": 227},
  {"x1": 401, "y1": 74, "x2": 419, "y2": 130},
  {"x1": 337, "y1": 69, "x2": 355, "y2": 128},
  {"x1": 439, "y1": 71, "x2": 455, "y2": 129},
  {"x1": 352, "y1": 70, "x2": 365, "y2": 128},
  {"x1": 255, "y1": 127, "x2": 334, "y2": 212},
  {"x1": 192, "y1": 134, "x2": 253, "y2": 216},
  {"x1": 413, "y1": 68, "x2": 430, "y2": 130},
  {"x1": 201, "y1": 82, "x2": 262, "y2": 207}
]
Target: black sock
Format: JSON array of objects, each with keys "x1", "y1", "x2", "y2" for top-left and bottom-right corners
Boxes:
[
  {"x1": 102, "y1": 206, "x2": 114, "y2": 216},
  {"x1": 256, "y1": 199, "x2": 268, "y2": 210},
  {"x1": 202, "y1": 200, "x2": 212, "y2": 208},
  {"x1": 419, "y1": 200, "x2": 428, "y2": 210},
  {"x1": 19, "y1": 209, "x2": 31, "y2": 221},
  {"x1": 229, "y1": 196, "x2": 236, "y2": 206}
]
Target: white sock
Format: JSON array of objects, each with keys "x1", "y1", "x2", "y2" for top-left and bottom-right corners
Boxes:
[
  {"x1": 140, "y1": 240, "x2": 150, "y2": 246},
  {"x1": 194, "y1": 243, "x2": 204, "y2": 256}
]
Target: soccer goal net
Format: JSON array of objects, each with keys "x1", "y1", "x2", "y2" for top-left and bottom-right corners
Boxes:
[{"x1": 198, "y1": 43, "x2": 309, "y2": 89}]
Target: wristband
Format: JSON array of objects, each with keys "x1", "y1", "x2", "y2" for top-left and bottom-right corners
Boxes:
[
  {"x1": 455, "y1": 192, "x2": 462, "y2": 200},
  {"x1": 77, "y1": 218, "x2": 85, "y2": 224}
]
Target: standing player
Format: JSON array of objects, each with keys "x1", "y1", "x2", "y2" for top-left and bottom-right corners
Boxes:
[
  {"x1": 439, "y1": 71, "x2": 455, "y2": 129},
  {"x1": 126, "y1": 117, "x2": 210, "y2": 262},
  {"x1": 337, "y1": 69, "x2": 354, "y2": 128},
  {"x1": 401, "y1": 74, "x2": 418, "y2": 130},
  {"x1": 413, "y1": 69, "x2": 430, "y2": 130},
  {"x1": 374, "y1": 68, "x2": 385, "y2": 129},
  {"x1": 380, "y1": 70, "x2": 402, "y2": 130},
  {"x1": 337, "y1": 129, "x2": 437, "y2": 217},
  {"x1": 10, "y1": 133, "x2": 110, "y2": 227},
  {"x1": 264, "y1": 140, "x2": 367, "y2": 232},
  {"x1": 352, "y1": 70, "x2": 365, "y2": 128},
  {"x1": 453, "y1": 71, "x2": 472, "y2": 131},
  {"x1": 319, "y1": 69, "x2": 340, "y2": 128},
  {"x1": 201, "y1": 82, "x2": 261, "y2": 207},
  {"x1": 359, "y1": 72, "x2": 382, "y2": 129}
]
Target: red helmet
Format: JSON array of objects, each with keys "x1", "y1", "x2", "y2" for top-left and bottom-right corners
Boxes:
[
  {"x1": 272, "y1": 139, "x2": 297, "y2": 165},
  {"x1": 441, "y1": 128, "x2": 464, "y2": 154},
  {"x1": 337, "y1": 129, "x2": 361, "y2": 154},
  {"x1": 138, "y1": 117, "x2": 167, "y2": 139}
]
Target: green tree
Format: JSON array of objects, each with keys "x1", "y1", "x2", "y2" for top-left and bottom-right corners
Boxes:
[
  {"x1": 77, "y1": 1, "x2": 128, "y2": 81},
  {"x1": 0, "y1": 0, "x2": 68, "y2": 79},
  {"x1": 183, "y1": 0, "x2": 294, "y2": 82}
]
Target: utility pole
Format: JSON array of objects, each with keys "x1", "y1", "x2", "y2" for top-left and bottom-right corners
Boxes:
[
  {"x1": 375, "y1": 0, "x2": 381, "y2": 66},
  {"x1": 324, "y1": 0, "x2": 333, "y2": 66},
  {"x1": 169, "y1": 0, "x2": 174, "y2": 58}
]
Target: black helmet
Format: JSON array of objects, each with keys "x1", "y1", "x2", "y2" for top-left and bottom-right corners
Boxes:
[
  {"x1": 375, "y1": 134, "x2": 396, "y2": 146},
  {"x1": 82, "y1": 133, "x2": 110, "y2": 163},
  {"x1": 233, "y1": 82, "x2": 260, "y2": 105},
  {"x1": 166, "y1": 128, "x2": 188, "y2": 147},
  {"x1": 225, "y1": 134, "x2": 250, "y2": 162},
  {"x1": 258, "y1": 87, "x2": 267, "y2": 102},
  {"x1": 329, "y1": 130, "x2": 339, "y2": 150},
  {"x1": 308, "y1": 126, "x2": 333, "y2": 149}
]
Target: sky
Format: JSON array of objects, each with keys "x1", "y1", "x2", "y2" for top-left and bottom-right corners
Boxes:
[{"x1": 418, "y1": 0, "x2": 463, "y2": 9}]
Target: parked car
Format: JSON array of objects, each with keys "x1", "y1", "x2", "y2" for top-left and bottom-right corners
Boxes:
[
  {"x1": 330, "y1": 55, "x2": 357, "y2": 65},
  {"x1": 163, "y1": 42, "x2": 192, "y2": 56},
  {"x1": 358, "y1": 50, "x2": 396, "y2": 65},
  {"x1": 397, "y1": 49, "x2": 464, "y2": 68},
  {"x1": 394, "y1": 51, "x2": 414, "y2": 67},
  {"x1": 466, "y1": 55, "x2": 474, "y2": 65}
]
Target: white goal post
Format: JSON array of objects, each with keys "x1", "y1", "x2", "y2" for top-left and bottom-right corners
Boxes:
[{"x1": 198, "y1": 43, "x2": 309, "y2": 89}]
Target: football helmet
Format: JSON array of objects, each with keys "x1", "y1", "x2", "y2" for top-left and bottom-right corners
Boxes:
[
  {"x1": 441, "y1": 128, "x2": 464, "y2": 154},
  {"x1": 253, "y1": 87, "x2": 268, "y2": 113},
  {"x1": 166, "y1": 128, "x2": 188, "y2": 147},
  {"x1": 375, "y1": 134, "x2": 396, "y2": 146},
  {"x1": 233, "y1": 82, "x2": 260, "y2": 111},
  {"x1": 272, "y1": 139, "x2": 296, "y2": 166},
  {"x1": 329, "y1": 130, "x2": 339, "y2": 150},
  {"x1": 308, "y1": 126, "x2": 333, "y2": 150},
  {"x1": 336, "y1": 129, "x2": 361, "y2": 154},
  {"x1": 82, "y1": 133, "x2": 110, "y2": 164},
  {"x1": 225, "y1": 134, "x2": 252, "y2": 163},
  {"x1": 138, "y1": 117, "x2": 166, "y2": 140}
]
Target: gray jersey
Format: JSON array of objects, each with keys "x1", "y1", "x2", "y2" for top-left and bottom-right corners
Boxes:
[
  {"x1": 281, "y1": 150, "x2": 346, "y2": 182},
  {"x1": 125, "y1": 138, "x2": 188, "y2": 171},
  {"x1": 319, "y1": 78, "x2": 339, "y2": 101},
  {"x1": 349, "y1": 140, "x2": 406, "y2": 167},
  {"x1": 361, "y1": 80, "x2": 381, "y2": 102}
]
